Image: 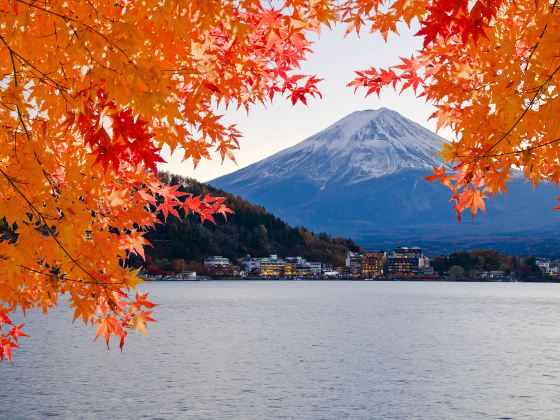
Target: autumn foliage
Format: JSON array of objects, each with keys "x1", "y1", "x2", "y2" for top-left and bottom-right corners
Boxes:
[
  {"x1": 1, "y1": 0, "x2": 559, "y2": 361},
  {"x1": 0, "y1": 0, "x2": 327, "y2": 361}
]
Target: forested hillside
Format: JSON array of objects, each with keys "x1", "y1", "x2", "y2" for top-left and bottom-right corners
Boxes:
[{"x1": 144, "y1": 173, "x2": 361, "y2": 273}]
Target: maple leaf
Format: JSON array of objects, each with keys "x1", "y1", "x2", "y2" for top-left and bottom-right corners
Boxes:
[
  {"x1": 120, "y1": 230, "x2": 152, "y2": 260},
  {"x1": 0, "y1": 339, "x2": 18, "y2": 362},
  {"x1": 129, "y1": 311, "x2": 156, "y2": 336},
  {"x1": 95, "y1": 318, "x2": 113, "y2": 349},
  {"x1": 425, "y1": 166, "x2": 453, "y2": 189},
  {"x1": 156, "y1": 200, "x2": 180, "y2": 222},
  {"x1": 158, "y1": 184, "x2": 187, "y2": 202},
  {"x1": 0, "y1": 310, "x2": 13, "y2": 325}
]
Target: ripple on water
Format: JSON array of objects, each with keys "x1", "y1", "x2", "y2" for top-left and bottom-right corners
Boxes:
[{"x1": 1, "y1": 281, "x2": 560, "y2": 419}]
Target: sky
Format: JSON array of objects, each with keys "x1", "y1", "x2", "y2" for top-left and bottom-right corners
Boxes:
[{"x1": 161, "y1": 24, "x2": 445, "y2": 182}]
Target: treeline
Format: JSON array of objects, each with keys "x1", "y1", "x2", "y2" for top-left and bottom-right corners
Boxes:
[
  {"x1": 143, "y1": 173, "x2": 361, "y2": 274},
  {"x1": 431, "y1": 249, "x2": 544, "y2": 281}
]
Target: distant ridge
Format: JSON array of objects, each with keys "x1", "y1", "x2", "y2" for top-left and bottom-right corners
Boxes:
[{"x1": 211, "y1": 109, "x2": 560, "y2": 256}]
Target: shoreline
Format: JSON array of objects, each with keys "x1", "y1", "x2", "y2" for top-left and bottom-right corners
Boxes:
[{"x1": 144, "y1": 277, "x2": 560, "y2": 283}]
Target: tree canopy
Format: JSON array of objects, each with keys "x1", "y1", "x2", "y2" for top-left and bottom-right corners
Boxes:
[
  {"x1": 1, "y1": 0, "x2": 559, "y2": 361},
  {"x1": 0, "y1": 0, "x2": 328, "y2": 361}
]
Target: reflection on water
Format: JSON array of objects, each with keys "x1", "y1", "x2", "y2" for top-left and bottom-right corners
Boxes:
[{"x1": 2, "y1": 281, "x2": 560, "y2": 419}]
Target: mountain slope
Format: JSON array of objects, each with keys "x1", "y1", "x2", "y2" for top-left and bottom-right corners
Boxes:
[
  {"x1": 144, "y1": 173, "x2": 361, "y2": 270},
  {"x1": 211, "y1": 109, "x2": 560, "y2": 256}
]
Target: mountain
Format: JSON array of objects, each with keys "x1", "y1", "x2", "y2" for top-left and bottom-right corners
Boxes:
[
  {"x1": 211, "y1": 108, "x2": 560, "y2": 256},
  {"x1": 143, "y1": 173, "x2": 361, "y2": 273}
]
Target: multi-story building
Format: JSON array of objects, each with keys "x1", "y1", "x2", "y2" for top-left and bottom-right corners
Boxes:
[
  {"x1": 204, "y1": 256, "x2": 231, "y2": 270},
  {"x1": 346, "y1": 251, "x2": 363, "y2": 278},
  {"x1": 285, "y1": 257, "x2": 302, "y2": 278},
  {"x1": 308, "y1": 262, "x2": 322, "y2": 275},
  {"x1": 204, "y1": 256, "x2": 231, "y2": 276},
  {"x1": 294, "y1": 263, "x2": 311, "y2": 277},
  {"x1": 362, "y1": 251, "x2": 386, "y2": 278},
  {"x1": 259, "y1": 255, "x2": 285, "y2": 277},
  {"x1": 385, "y1": 247, "x2": 424, "y2": 276},
  {"x1": 243, "y1": 257, "x2": 261, "y2": 274},
  {"x1": 284, "y1": 257, "x2": 320, "y2": 278},
  {"x1": 284, "y1": 261, "x2": 296, "y2": 277}
]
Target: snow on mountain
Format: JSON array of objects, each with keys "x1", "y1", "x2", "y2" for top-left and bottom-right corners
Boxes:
[{"x1": 225, "y1": 108, "x2": 445, "y2": 188}]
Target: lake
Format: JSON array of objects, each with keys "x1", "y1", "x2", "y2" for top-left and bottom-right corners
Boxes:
[{"x1": 2, "y1": 281, "x2": 560, "y2": 419}]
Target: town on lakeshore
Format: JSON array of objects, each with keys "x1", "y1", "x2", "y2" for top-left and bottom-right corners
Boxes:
[{"x1": 142, "y1": 246, "x2": 560, "y2": 282}]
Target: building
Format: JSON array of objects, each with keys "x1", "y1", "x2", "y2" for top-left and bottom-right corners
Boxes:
[
  {"x1": 308, "y1": 262, "x2": 322, "y2": 275},
  {"x1": 536, "y1": 259, "x2": 558, "y2": 275},
  {"x1": 284, "y1": 257, "x2": 320, "y2": 278},
  {"x1": 294, "y1": 263, "x2": 311, "y2": 277},
  {"x1": 259, "y1": 255, "x2": 285, "y2": 277},
  {"x1": 284, "y1": 261, "x2": 296, "y2": 277},
  {"x1": 284, "y1": 257, "x2": 301, "y2": 277},
  {"x1": 346, "y1": 251, "x2": 363, "y2": 278},
  {"x1": 204, "y1": 256, "x2": 231, "y2": 269},
  {"x1": 385, "y1": 247, "x2": 424, "y2": 276},
  {"x1": 181, "y1": 271, "x2": 197, "y2": 280},
  {"x1": 323, "y1": 270, "x2": 340, "y2": 278},
  {"x1": 322, "y1": 263, "x2": 333, "y2": 273},
  {"x1": 362, "y1": 251, "x2": 386, "y2": 278},
  {"x1": 243, "y1": 257, "x2": 261, "y2": 274},
  {"x1": 346, "y1": 251, "x2": 386, "y2": 279},
  {"x1": 419, "y1": 256, "x2": 430, "y2": 268},
  {"x1": 480, "y1": 270, "x2": 506, "y2": 279}
]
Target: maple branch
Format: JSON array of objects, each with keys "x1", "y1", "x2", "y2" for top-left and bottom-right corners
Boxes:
[
  {"x1": 474, "y1": 1, "x2": 560, "y2": 162},
  {"x1": 19, "y1": 265, "x2": 124, "y2": 286},
  {"x1": 15, "y1": 0, "x2": 136, "y2": 66},
  {"x1": 478, "y1": 63, "x2": 560, "y2": 159},
  {"x1": 5, "y1": 47, "x2": 22, "y2": 156},
  {"x1": 0, "y1": 34, "x2": 75, "y2": 106},
  {"x1": 458, "y1": 137, "x2": 560, "y2": 158},
  {"x1": 15, "y1": 0, "x2": 72, "y2": 21},
  {"x1": 0, "y1": 168, "x2": 110, "y2": 292},
  {"x1": 522, "y1": 0, "x2": 558, "y2": 69},
  {"x1": 8, "y1": 50, "x2": 17, "y2": 87},
  {"x1": 161, "y1": 68, "x2": 201, "y2": 75},
  {"x1": 84, "y1": 0, "x2": 115, "y2": 24},
  {"x1": 1, "y1": 48, "x2": 58, "y2": 191}
]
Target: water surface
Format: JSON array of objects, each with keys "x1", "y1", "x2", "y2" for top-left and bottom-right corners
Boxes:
[{"x1": 2, "y1": 281, "x2": 560, "y2": 419}]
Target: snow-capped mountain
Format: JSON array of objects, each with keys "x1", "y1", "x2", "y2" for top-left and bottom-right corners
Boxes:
[
  {"x1": 226, "y1": 108, "x2": 444, "y2": 189},
  {"x1": 211, "y1": 109, "x2": 560, "y2": 255}
]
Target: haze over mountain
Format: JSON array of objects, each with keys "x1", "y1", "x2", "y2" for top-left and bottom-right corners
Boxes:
[{"x1": 211, "y1": 108, "x2": 560, "y2": 256}]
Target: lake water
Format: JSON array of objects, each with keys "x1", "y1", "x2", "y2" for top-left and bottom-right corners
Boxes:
[{"x1": 2, "y1": 281, "x2": 560, "y2": 419}]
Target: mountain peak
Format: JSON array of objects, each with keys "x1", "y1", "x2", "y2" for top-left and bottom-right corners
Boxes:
[
  {"x1": 213, "y1": 108, "x2": 446, "y2": 188},
  {"x1": 332, "y1": 107, "x2": 397, "y2": 131},
  {"x1": 345, "y1": 107, "x2": 403, "y2": 119}
]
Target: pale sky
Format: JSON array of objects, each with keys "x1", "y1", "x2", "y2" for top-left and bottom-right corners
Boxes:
[{"x1": 161, "y1": 24, "x2": 445, "y2": 182}]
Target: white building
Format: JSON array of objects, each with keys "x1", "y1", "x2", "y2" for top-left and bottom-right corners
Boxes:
[
  {"x1": 204, "y1": 256, "x2": 231, "y2": 269},
  {"x1": 243, "y1": 258, "x2": 261, "y2": 273},
  {"x1": 308, "y1": 262, "x2": 322, "y2": 274}
]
